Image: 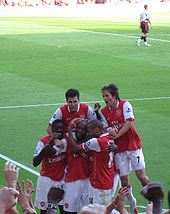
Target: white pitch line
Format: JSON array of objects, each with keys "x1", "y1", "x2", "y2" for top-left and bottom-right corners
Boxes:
[
  {"x1": 1, "y1": 21, "x2": 170, "y2": 43},
  {"x1": 0, "y1": 153, "x2": 166, "y2": 213},
  {"x1": 0, "y1": 96, "x2": 170, "y2": 109},
  {"x1": 0, "y1": 153, "x2": 39, "y2": 176},
  {"x1": 0, "y1": 154, "x2": 150, "y2": 211}
]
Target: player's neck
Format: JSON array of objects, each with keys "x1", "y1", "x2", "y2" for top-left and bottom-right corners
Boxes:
[{"x1": 110, "y1": 100, "x2": 119, "y2": 109}]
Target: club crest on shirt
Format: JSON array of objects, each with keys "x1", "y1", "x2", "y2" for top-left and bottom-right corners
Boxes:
[
  {"x1": 64, "y1": 203, "x2": 69, "y2": 209},
  {"x1": 116, "y1": 109, "x2": 122, "y2": 117},
  {"x1": 40, "y1": 201, "x2": 45, "y2": 207}
]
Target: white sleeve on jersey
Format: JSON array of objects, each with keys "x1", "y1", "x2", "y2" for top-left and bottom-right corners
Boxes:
[
  {"x1": 34, "y1": 140, "x2": 44, "y2": 156},
  {"x1": 82, "y1": 138, "x2": 101, "y2": 152},
  {"x1": 49, "y1": 108, "x2": 63, "y2": 124},
  {"x1": 123, "y1": 101, "x2": 134, "y2": 121},
  {"x1": 87, "y1": 105, "x2": 97, "y2": 121}
]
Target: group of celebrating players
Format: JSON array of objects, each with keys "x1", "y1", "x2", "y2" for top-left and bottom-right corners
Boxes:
[{"x1": 33, "y1": 83, "x2": 151, "y2": 214}]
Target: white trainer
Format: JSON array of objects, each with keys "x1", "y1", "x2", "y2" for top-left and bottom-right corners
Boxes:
[
  {"x1": 144, "y1": 42, "x2": 151, "y2": 47},
  {"x1": 137, "y1": 39, "x2": 141, "y2": 47}
]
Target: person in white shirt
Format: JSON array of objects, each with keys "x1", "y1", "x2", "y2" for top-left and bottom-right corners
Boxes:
[{"x1": 137, "y1": 4, "x2": 152, "y2": 47}]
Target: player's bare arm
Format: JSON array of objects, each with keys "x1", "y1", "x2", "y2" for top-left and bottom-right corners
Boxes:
[
  {"x1": 68, "y1": 127, "x2": 83, "y2": 153},
  {"x1": 116, "y1": 120, "x2": 133, "y2": 139},
  {"x1": 109, "y1": 120, "x2": 133, "y2": 139}
]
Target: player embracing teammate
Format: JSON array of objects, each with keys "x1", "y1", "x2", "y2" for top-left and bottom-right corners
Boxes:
[{"x1": 33, "y1": 85, "x2": 151, "y2": 214}]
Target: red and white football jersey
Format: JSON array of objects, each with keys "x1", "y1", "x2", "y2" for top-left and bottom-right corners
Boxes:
[
  {"x1": 65, "y1": 139, "x2": 91, "y2": 182},
  {"x1": 34, "y1": 135, "x2": 67, "y2": 181},
  {"x1": 101, "y1": 100, "x2": 142, "y2": 153},
  {"x1": 81, "y1": 134, "x2": 116, "y2": 190},
  {"x1": 49, "y1": 103, "x2": 96, "y2": 132}
]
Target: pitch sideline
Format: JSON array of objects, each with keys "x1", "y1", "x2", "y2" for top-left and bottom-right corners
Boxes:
[
  {"x1": 0, "y1": 153, "x2": 148, "y2": 213},
  {"x1": 0, "y1": 96, "x2": 170, "y2": 109},
  {"x1": 1, "y1": 20, "x2": 170, "y2": 43}
]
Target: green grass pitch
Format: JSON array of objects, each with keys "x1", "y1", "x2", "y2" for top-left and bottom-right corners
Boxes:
[{"x1": 0, "y1": 16, "x2": 170, "y2": 212}]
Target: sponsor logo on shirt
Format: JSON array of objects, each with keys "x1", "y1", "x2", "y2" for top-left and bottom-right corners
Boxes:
[
  {"x1": 40, "y1": 201, "x2": 45, "y2": 207},
  {"x1": 126, "y1": 108, "x2": 131, "y2": 113},
  {"x1": 64, "y1": 203, "x2": 69, "y2": 209},
  {"x1": 48, "y1": 154, "x2": 66, "y2": 163},
  {"x1": 89, "y1": 197, "x2": 93, "y2": 204},
  {"x1": 52, "y1": 114, "x2": 56, "y2": 119}
]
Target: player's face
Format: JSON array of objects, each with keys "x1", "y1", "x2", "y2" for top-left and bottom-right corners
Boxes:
[
  {"x1": 102, "y1": 90, "x2": 116, "y2": 108},
  {"x1": 75, "y1": 122, "x2": 87, "y2": 141},
  {"x1": 86, "y1": 125, "x2": 99, "y2": 138},
  {"x1": 67, "y1": 97, "x2": 80, "y2": 112},
  {"x1": 52, "y1": 123, "x2": 64, "y2": 140}
]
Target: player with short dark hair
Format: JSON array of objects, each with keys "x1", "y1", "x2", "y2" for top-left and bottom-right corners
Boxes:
[
  {"x1": 47, "y1": 88, "x2": 96, "y2": 136},
  {"x1": 62, "y1": 119, "x2": 91, "y2": 214},
  {"x1": 68, "y1": 119, "x2": 118, "y2": 207},
  {"x1": 65, "y1": 88, "x2": 80, "y2": 101},
  {"x1": 33, "y1": 119, "x2": 67, "y2": 214}
]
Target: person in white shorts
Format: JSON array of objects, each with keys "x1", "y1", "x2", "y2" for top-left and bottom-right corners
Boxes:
[
  {"x1": 63, "y1": 119, "x2": 91, "y2": 214},
  {"x1": 33, "y1": 119, "x2": 67, "y2": 214},
  {"x1": 68, "y1": 119, "x2": 118, "y2": 207},
  {"x1": 80, "y1": 186, "x2": 130, "y2": 214},
  {"x1": 100, "y1": 83, "x2": 151, "y2": 214}
]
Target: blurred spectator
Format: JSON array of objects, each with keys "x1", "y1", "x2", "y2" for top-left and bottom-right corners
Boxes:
[
  {"x1": 17, "y1": 179, "x2": 36, "y2": 214},
  {"x1": 4, "y1": 161, "x2": 19, "y2": 214},
  {"x1": 2, "y1": 161, "x2": 37, "y2": 214},
  {"x1": 46, "y1": 186, "x2": 64, "y2": 214},
  {"x1": 141, "y1": 182, "x2": 170, "y2": 214},
  {"x1": 0, "y1": 187, "x2": 19, "y2": 213},
  {"x1": 79, "y1": 186, "x2": 129, "y2": 214}
]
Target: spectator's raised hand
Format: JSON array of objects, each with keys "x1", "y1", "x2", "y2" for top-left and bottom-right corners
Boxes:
[
  {"x1": 114, "y1": 186, "x2": 129, "y2": 212},
  {"x1": 0, "y1": 186, "x2": 19, "y2": 212},
  {"x1": 4, "y1": 161, "x2": 20, "y2": 189},
  {"x1": 17, "y1": 179, "x2": 36, "y2": 214}
]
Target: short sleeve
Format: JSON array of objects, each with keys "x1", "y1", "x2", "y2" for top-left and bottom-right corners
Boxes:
[
  {"x1": 49, "y1": 108, "x2": 62, "y2": 124},
  {"x1": 82, "y1": 138, "x2": 101, "y2": 152},
  {"x1": 123, "y1": 101, "x2": 134, "y2": 121}
]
